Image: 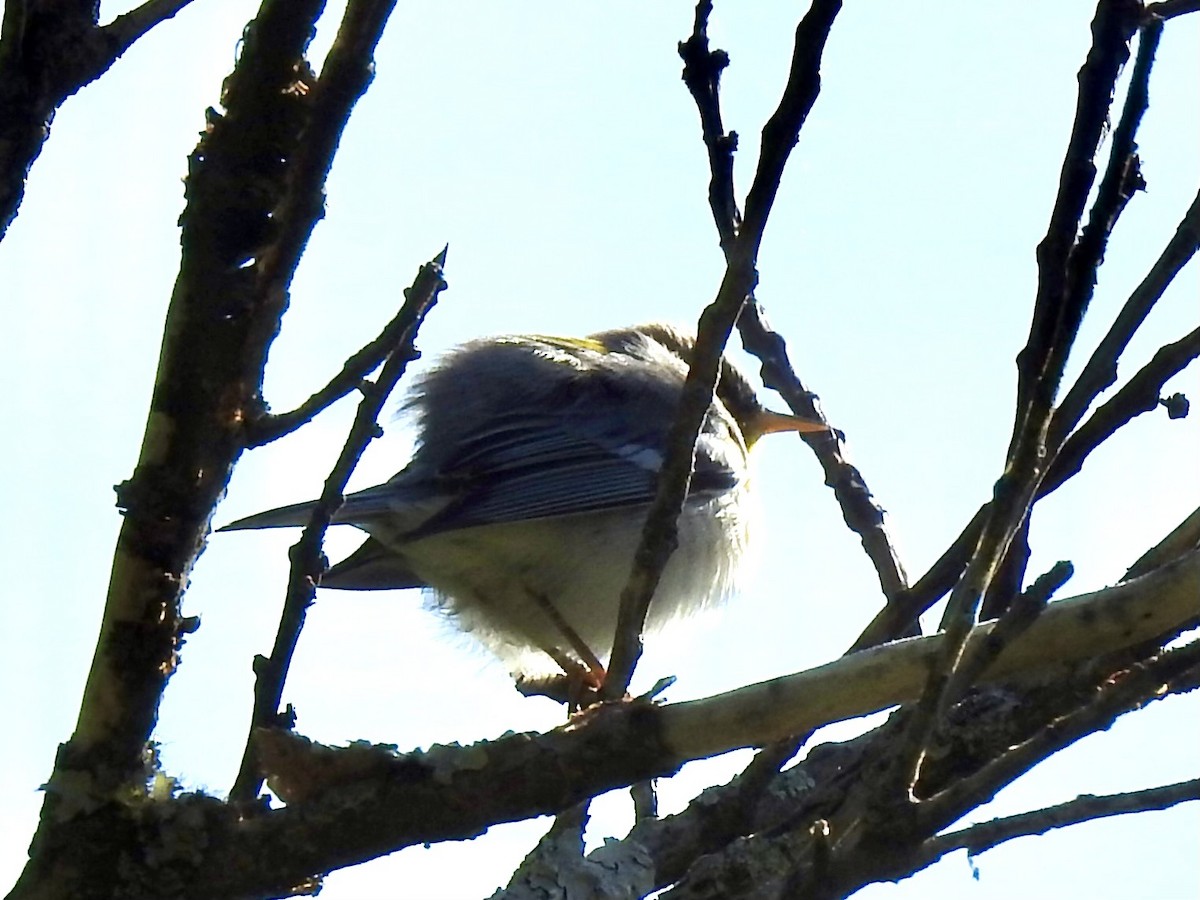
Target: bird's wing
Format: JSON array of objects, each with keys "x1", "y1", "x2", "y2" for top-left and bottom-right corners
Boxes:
[
  {"x1": 407, "y1": 409, "x2": 740, "y2": 539},
  {"x1": 320, "y1": 537, "x2": 426, "y2": 590},
  {"x1": 219, "y1": 409, "x2": 743, "y2": 540},
  {"x1": 217, "y1": 480, "x2": 448, "y2": 533}
]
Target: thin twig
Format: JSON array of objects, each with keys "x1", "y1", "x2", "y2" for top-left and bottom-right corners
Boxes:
[
  {"x1": 1051, "y1": 184, "x2": 1200, "y2": 446},
  {"x1": 1124, "y1": 505, "x2": 1200, "y2": 580},
  {"x1": 602, "y1": 0, "x2": 844, "y2": 699},
  {"x1": 678, "y1": 0, "x2": 739, "y2": 254},
  {"x1": 858, "y1": 201, "x2": 1200, "y2": 640},
  {"x1": 915, "y1": 777, "x2": 1200, "y2": 867},
  {"x1": 676, "y1": 0, "x2": 906, "y2": 826},
  {"x1": 852, "y1": 507, "x2": 990, "y2": 651},
  {"x1": 679, "y1": 1, "x2": 908, "y2": 610},
  {"x1": 102, "y1": 0, "x2": 196, "y2": 53},
  {"x1": 247, "y1": 303, "x2": 436, "y2": 446},
  {"x1": 229, "y1": 250, "x2": 446, "y2": 801},
  {"x1": 1011, "y1": 0, "x2": 1140, "y2": 431},
  {"x1": 938, "y1": 561, "x2": 1072, "y2": 715},
  {"x1": 1145, "y1": 0, "x2": 1200, "y2": 18},
  {"x1": 857, "y1": 308, "x2": 1200, "y2": 645},
  {"x1": 915, "y1": 639, "x2": 1200, "y2": 837},
  {"x1": 1045, "y1": 325, "x2": 1200, "y2": 494},
  {"x1": 893, "y1": 0, "x2": 1141, "y2": 799},
  {"x1": 740, "y1": 308, "x2": 912, "y2": 606}
]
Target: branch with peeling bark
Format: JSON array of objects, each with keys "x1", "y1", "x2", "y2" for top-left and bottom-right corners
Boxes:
[
  {"x1": 130, "y1": 549, "x2": 1198, "y2": 899},
  {"x1": 265, "y1": 550, "x2": 1199, "y2": 800}
]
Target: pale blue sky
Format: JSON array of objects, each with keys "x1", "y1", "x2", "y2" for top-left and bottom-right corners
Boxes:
[{"x1": 2, "y1": 2, "x2": 1197, "y2": 897}]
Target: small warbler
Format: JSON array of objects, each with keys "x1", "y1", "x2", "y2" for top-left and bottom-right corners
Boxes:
[{"x1": 221, "y1": 323, "x2": 824, "y2": 691}]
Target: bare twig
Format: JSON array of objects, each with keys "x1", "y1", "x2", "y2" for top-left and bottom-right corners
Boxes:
[
  {"x1": 892, "y1": 1, "x2": 1142, "y2": 796},
  {"x1": 246, "y1": 300, "x2": 428, "y2": 446},
  {"x1": 230, "y1": 249, "x2": 446, "y2": 802},
  {"x1": 678, "y1": 0, "x2": 739, "y2": 253},
  {"x1": 1052, "y1": 184, "x2": 1200, "y2": 446},
  {"x1": 938, "y1": 561, "x2": 1072, "y2": 714},
  {"x1": 860, "y1": 309, "x2": 1199, "y2": 644},
  {"x1": 1011, "y1": 0, "x2": 1140, "y2": 431},
  {"x1": 102, "y1": 0, "x2": 197, "y2": 53},
  {"x1": 0, "y1": 0, "x2": 200, "y2": 238},
  {"x1": 231, "y1": 0, "x2": 410, "y2": 801},
  {"x1": 741, "y1": 308, "x2": 912, "y2": 606},
  {"x1": 852, "y1": 507, "x2": 990, "y2": 652},
  {"x1": 1124, "y1": 505, "x2": 1200, "y2": 580},
  {"x1": 675, "y1": 2, "x2": 907, "y2": 830},
  {"x1": 679, "y1": 2, "x2": 909, "y2": 612},
  {"x1": 602, "y1": 0, "x2": 844, "y2": 699},
  {"x1": 915, "y1": 778, "x2": 1200, "y2": 867},
  {"x1": 1145, "y1": 0, "x2": 1200, "y2": 18},
  {"x1": 1045, "y1": 325, "x2": 1200, "y2": 494},
  {"x1": 915, "y1": 639, "x2": 1200, "y2": 838}
]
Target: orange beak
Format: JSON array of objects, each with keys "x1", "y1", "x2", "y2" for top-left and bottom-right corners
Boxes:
[{"x1": 746, "y1": 409, "x2": 830, "y2": 444}]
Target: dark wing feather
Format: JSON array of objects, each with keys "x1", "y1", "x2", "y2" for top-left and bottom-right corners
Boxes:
[
  {"x1": 407, "y1": 411, "x2": 740, "y2": 540},
  {"x1": 320, "y1": 537, "x2": 426, "y2": 590}
]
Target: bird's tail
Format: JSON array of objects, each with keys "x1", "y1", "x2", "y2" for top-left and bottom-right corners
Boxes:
[{"x1": 217, "y1": 501, "x2": 320, "y2": 531}]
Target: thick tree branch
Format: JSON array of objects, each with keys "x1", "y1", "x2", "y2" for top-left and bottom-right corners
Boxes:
[
  {"x1": 912, "y1": 640, "x2": 1200, "y2": 841},
  {"x1": 10, "y1": 2, "x2": 404, "y2": 897},
  {"x1": 22, "y1": 548, "x2": 1190, "y2": 898},
  {"x1": 67, "y1": 0, "x2": 327, "y2": 799}
]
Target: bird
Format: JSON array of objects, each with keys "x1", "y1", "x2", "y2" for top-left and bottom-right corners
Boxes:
[{"x1": 220, "y1": 323, "x2": 825, "y2": 697}]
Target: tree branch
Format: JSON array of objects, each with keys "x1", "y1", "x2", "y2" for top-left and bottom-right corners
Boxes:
[
  {"x1": 102, "y1": 0, "x2": 197, "y2": 54},
  {"x1": 129, "y1": 549, "x2": 1200, "y2": 899},
  {"x1": 915, "y1": 778, "x2": 1200, "y2": 869},
  {"x1": 1124, "y1": 504, "x2": 1200, "y2": 580},
  {"x1": 679, "y1": 2, "x2": 909, "y2": 613},
  {"x1": 603, "y1": 0, "x2": 844, "y2": 698},
  {"x1": 9, "y1": 2, "x2": 405, "y2": 895},
  {"x1": 229, "y1": 249, "x2": 446, "y2": 802},
  {"x1": 1012, "y1": 0, "x2": 1140, "y2": 428},
  {"x1": 1145, "y1": 0, "x2": 1200, "y2": 18},
  {"x1": 244, "y1": 302, "x2": 420, "y2": 446},
  {"x1": 1051, "y1": 184, "x2": 1200, "y2": 447},
  {"x1": 893, "y1": 1, "x2": 1142, "y2": 793},
  {"x1": 0, "y1": 0, "x2": 200, "y2": 238},
  {"x1": 1045, "y1": 324, "x2": 1200, "y2": 494}
]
